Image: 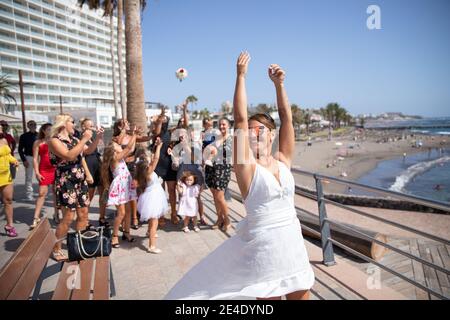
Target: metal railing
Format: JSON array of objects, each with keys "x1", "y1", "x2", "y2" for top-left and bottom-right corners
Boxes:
[{"x1": 291, "y1": 168, "x2": 450, "y2": 300}]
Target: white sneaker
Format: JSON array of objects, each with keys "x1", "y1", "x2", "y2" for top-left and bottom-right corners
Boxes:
[
  {"x1": 194, "y1": 226, "x2": 200, "y2": 232},
  {"x1": 147, "y1": 247, "x2": 162, "y2": 254},
  {"x1": 182, "y1": 226, "x2": 190, "y2": 233}
]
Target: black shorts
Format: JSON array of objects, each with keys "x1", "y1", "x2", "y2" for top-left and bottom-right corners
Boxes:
[{"x1": 205, "y1": 164, "x2": 232, "y2": 191}]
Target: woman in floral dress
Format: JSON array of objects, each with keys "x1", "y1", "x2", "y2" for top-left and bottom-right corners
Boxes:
[{"x1": 48, "y1": 114, "x2": 104, "y2": 261}]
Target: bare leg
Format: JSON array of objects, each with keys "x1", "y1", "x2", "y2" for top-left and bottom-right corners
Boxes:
[
  {"x1": 286, "y1": 290, "x2": 310, "y2": 300},
  {"x1": 75, "y1": 206, "x2": 89, "y2": 231},
  {"x1": 211, "y1": 188, "x2": 223, "y2": 228},
  {"x1": 166, "y1": 181, "x2": 178, "y2": 224},
  {"x1": 52, "y1": 185, "x2": 58, "y2": 216},
  {"x1": 159, "y1": 181, "x2": 167, "y2": 226},
  {"x1": 198, "y1": 187, "x2": 205, "y2": 223},
  {"x1": 112, "y1": 204, "x2": 126, "y2": 246},
  {"x1": 130, "y1": 199, "x2": 138, "y2": 227},
  {"x1": 2, "y1": 184, "x2": 14, "y2": 226},
  {"x1": 216, "y1": 190, "x2": 230, "y2": 231},
  {"x1": 33, "y1": 185, "x2": 48, "y2": 220},
  {"x1": 97, "y1": 185, "x2": 107, "y2": 221},
  {"x1": 53, "y1": 208, "x2": 75, "y2": 252},
  {"x1": 88, "y1": 187, "x2": 96, "y2": 203},
  {"x1": 123, "y1": 202, "x2": 132, "y2": 235},
  {"x1": 149, "y1": 218, "x2": 158, "y2": 248},
  {"x1": 183, "y1": 216, "x2": 189, "y2": 229}
]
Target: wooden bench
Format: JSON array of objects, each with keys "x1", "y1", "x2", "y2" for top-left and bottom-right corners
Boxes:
[{"x1": 0, "y1": 218, "x2": 111, "y2": 300}]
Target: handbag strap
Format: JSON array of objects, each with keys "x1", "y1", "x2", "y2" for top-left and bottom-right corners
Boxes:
[{"x1": 76, "y1": 227, "x2": 104, "y2": 259}]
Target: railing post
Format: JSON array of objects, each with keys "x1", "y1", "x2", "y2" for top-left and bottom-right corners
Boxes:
[{"x1": 314, "y1": 174, "x2": 336, "y2": 266}]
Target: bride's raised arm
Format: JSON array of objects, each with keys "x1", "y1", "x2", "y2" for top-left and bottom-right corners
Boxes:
[
  {"x1": 269, "y1": 64, "x2": 294, "y2": 168},
  {"x1": 233, "y1": 52, "x2": 255, "y2": 199}
]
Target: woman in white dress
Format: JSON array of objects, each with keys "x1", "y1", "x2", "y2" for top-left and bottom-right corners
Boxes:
[{"x1": 164, "y1": 52, "x2": 314, "y2": 300}]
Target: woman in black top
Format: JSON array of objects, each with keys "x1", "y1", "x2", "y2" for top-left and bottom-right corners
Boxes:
[{"x1": 80, "y1": 118, "x2": 107, "y2": 226}]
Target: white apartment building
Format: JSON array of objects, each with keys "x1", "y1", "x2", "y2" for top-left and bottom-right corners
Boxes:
[{"x1": 0, "y1": 0, "x2": 125, "y2": 127}]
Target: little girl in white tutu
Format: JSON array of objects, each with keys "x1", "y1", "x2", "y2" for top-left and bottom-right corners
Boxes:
[
  {"x1": 134, "y1": 138, "x2": 168, "y2": 254},
  {"x1": 177, "y1": 171, "x2": 201, "y2": 233}
]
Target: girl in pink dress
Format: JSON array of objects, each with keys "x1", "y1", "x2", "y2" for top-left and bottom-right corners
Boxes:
[{"x1": 177, "y1": 171, "x2": 201, "y2": 233}]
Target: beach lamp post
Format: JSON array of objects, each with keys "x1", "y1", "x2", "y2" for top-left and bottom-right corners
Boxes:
[
  {"x1": 53, "y1": 95, "x2": 68, "y2": 114},
  {"x1": 17, "y1": 70, "x2": 36, "y2": 134}
]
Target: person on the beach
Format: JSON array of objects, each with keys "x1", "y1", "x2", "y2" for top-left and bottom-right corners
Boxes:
[
  {"x1": 102, "y1": 126, "x2": 138, "y2": 248},
  {"x1": 204, "y1": 117, "x2": 233, "y2": 231},
  {"x1": 31, "y1": 123, "x2": 58, "y2": 229},
  {"x1": 165, "y1": 52, "x2": 314, "y2": 300},
  {"x1": 177, "y1": 171, "x2": 201, "y2": 233},
  {"x1": 135, "y1": 138, "x2": 167, "y2": 254}
]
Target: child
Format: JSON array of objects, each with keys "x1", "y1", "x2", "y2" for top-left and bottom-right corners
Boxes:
[
  {"x1": 135, "y1": 138, "x2": 168, "y2": 253},
  {"x1": 177, "y1": 171, "x2": 201, "y2": 233},
  {"x1": 101, "y1": 127, "x2": 138, "y2": 248}
]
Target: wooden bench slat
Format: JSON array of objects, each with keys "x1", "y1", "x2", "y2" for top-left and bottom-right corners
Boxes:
[
  {"x1": 52, "y1": 261, "x2": 79, "y2": 300},
  {"x1": 0, "y1": 219, "x2": 51, "y2": 300},
  {"x1": 7, "y1": 230, "x2": 56, "y2": 300},
  {"x1": 71, "y1": 259, "x2": 94, "y2": 300},
  {"x1": 93, "y1": 257, "x2": 110, "y2": 300}
]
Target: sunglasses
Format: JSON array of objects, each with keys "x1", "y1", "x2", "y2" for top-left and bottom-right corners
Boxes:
[{"x1": 248, "y1": 125, "x2": 267, "y2": 136}]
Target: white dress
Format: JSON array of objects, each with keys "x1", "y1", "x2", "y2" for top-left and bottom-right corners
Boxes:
[
  {"x1": 164, "y1": 160, "x2": 315, "y2": 299},
  {"x1": 178, "y1": 184, "x2": 200, "y2": 217},
  {"x1": 138, "y1": 172, "x2": 169, "y2": 221}
]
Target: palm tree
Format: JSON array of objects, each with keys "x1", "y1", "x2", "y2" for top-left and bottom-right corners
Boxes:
[
  {"x1": 0, "y1": 74, "x2": 17, "y2": 114},
  {"x1": 199, "y1": 108, "x2": 210, "y2": 120},
  {"x1": 291, "y1": 104, "x2": 303, "y2": 139},
  {"x1": 186, "y1": 95, "x2": 198, "y2": 109},
  {"x1": 107, "y1": 5, "x2": 120, "y2": 119},
  {"x1": 78, "y1": 0, "x2": 147, "y2": 131},
  {"x1": 304, "y1": 109, "x2": 311, "y2": 136},
  {"x1": 117, "y1": 0, "x2": 127, "y2": 119}
]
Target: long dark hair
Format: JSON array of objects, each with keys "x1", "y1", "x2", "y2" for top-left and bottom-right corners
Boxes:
[{"x1": 38, "y1": 123, "x2": 52, "y2": 140}]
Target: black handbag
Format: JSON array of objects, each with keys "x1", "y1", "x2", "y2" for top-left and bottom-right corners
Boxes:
[{"x1": 67, "y1": 226, "x2": 112, "y2": 261}]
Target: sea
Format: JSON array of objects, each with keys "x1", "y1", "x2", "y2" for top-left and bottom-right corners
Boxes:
[{"x1": 355, "y1": 117, "x2": 450, "y2": 204}]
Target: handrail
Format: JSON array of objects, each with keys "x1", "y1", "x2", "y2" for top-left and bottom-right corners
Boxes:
[
  {"x1": 289, "y1": 168, "x2": 450, "y2": 299},
  {"x1": 291, "y1": 168, "x2": 450, "y2": 212}
]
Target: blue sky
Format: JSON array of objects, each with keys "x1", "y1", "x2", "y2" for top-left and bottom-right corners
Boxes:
[{"x1": 140, "y1": 0, "x2": 450, "y2": 117}]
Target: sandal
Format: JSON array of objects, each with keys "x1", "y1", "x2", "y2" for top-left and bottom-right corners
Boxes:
[
  {"x1": 30, "y1": 218, "x2": 41, "y2": 229},
  {"x1": 4, "y1": 225, "x2": 18, "y2": 237},
  {"x1": 122, "y1": 231, "x2": 136, "y2": 242},
  {"x1": 131, "y1": 219, "x2": 140, "y2": 230},
  {"x1": 211, "y1": 219, "x2": 224, "y2": 230},
  {"x1": 112, "y1": 235, "x2": 120, "y2": 248},
  {"x1": 52, "y1": 250, "x2": 68, "y2": 262},
  {"x1": 199, "y1": 217, "x2": 208, "y2": 226},
  {"x1": 171, "y1": 216, "x2": 180, "y2": 225},
  {"x1": 147, "y1": 247, "x2": 162, "y2": 254}
]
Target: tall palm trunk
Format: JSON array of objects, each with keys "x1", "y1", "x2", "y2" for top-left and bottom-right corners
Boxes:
[
  {"x1": 109, "y1": 13, "x2": 120, "y2": 119},
  {"x1": 124, "y1": 0, "x2": 147, "y2": 133},
  {"x1": 117, "y1": 0, "x2": 127, "y2": 120}
]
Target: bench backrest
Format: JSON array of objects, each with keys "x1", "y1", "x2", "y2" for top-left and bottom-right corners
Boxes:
[{"x1": 0, "y1": 218, "x2": 56, "y2": 300}]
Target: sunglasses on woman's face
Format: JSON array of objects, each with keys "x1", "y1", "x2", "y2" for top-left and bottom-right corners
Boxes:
[{"x1": 249, "y1": 125, "x2": 267, "y2": 136}]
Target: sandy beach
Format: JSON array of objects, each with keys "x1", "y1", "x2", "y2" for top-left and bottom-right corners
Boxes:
[{"x1": 289, "y1": 129, "x2": 450, "y2": 194}]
